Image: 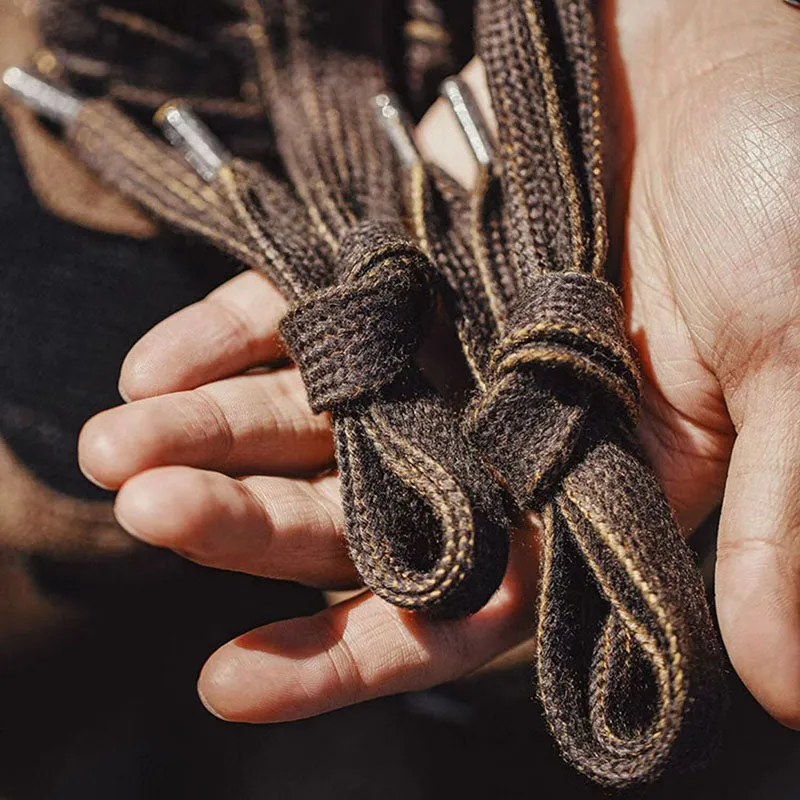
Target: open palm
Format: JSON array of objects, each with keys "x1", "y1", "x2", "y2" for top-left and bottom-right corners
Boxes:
[
  {"x1": 77, "y1": 0, "x2": 800, "y2": 729},
  {"x1": 613, "y1": 0, "x2": 800, "y2": 726}
]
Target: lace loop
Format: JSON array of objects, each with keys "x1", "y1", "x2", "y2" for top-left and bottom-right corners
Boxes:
[
  {"x1": 281, "y1": 224, "x2": 432, "y2": 412},
  {"x1": 492, "y1": 272, "x2": 641, "y2": 425}
]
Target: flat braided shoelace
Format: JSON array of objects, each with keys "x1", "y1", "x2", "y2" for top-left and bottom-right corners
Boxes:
[
  {"x1": 4, "y1": 0, "x2": 727, "y2": 786},
  {"x1": 9, "y1": 1, "x2": 510, "y2": 617},
  {"x1": 393, "y1": 0, "x2": 727, "y2": 786}
]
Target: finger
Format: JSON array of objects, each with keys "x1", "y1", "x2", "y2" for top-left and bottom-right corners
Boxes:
[
  {"x1": 79, "y1": 368, "x2": 333, "y2": 489},
  {"x1": 715, "y1": 364, "x2": 800, "y2": 729},
  {"x1": 114, "y1": 466, "x2": 356, "y2": 588},
  {"x1": 120, "y1": 271, "x2": 288, "y2": 401},
  {"x1": 415, "y1": 58, "x2": 495, "y2": 189},
  {"x1": 197, "y1": 525, "x2": 540, "y2": 723}
]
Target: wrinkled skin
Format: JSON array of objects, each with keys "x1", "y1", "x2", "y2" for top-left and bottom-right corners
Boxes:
[{"x1": 78, "y1": 0, "x2": 800, "y2": 729}]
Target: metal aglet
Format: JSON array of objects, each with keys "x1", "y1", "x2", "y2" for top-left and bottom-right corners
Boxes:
[
  {"x1": 154, "y1": 101, "x2": 231, "y2": 182},
  {"x1": 2, "y1": 66, "x2": 82, "y2": 124},
  {"x1": 439, "y1": 76, "x2": 494, "y2": 167},
  {"x1": 371, "y1": 92, "x2": 420, "y2": 169}
]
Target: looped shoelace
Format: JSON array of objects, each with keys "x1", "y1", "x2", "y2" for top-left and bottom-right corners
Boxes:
[
  {"x1": 12, "y1": 1, "x2": 511, "y2": 617},
  {"x1": 280, "y1": 221, "x2": 433, "y2": 413},
  {"x1": 4, "y1": 0, "x2": 727, "y2": 785},
  {"x1": 396, "y1": 0, "x2": 727, "y2": 786}
]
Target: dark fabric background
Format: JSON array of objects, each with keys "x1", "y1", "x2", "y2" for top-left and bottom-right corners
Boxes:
[
  {"x1": 0, "y1": 115, "x2": 797, "y2": 799},
  {"x1": 0, "y1": 114, "x2": 239, "y2": 499}
]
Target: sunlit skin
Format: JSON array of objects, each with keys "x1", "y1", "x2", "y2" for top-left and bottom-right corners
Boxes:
[{"x1": 78, "y1": 0, "x2": 800, "y2": 728}]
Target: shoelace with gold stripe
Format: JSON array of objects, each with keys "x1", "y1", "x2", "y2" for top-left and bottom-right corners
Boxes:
[
  {"x1": 3, "y1": 1, "x2": 510, "y2": 617},
  {"x1": 388, "y1": 0, "x2": 726, "y2": 786},
  {"x1": 3, "y1": 0, "x2": 727, "y2": 786}
]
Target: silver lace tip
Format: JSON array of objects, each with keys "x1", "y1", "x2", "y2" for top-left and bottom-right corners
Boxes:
[
  {"x1": 2, "y1": 66, "x2": 82, "y2": 124},
  {"x1": 154, "y1": 101, "x2": 231, "y2": 182},
  {"x1": 371, "y1": 92, "x2": 420, "y2": 169},
  {"x1": 439, "y1": 76, "x2": 493, "y2": 167}
]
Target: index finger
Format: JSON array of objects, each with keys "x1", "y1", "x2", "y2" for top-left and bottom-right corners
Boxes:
[{"x1": 119, "y1": 270, "x2": 288, "y2": 401}]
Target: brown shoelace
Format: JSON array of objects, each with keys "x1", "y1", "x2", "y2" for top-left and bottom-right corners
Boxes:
[
  {"x1": 389, "y1": 0, "x2": 726, "y2": 786},
  {"x1": 4, "y1": 0, "x2": 726, "y2": 785},
  {"x1": 5, "y1": 0, "x2": 510, "y2": 617}
]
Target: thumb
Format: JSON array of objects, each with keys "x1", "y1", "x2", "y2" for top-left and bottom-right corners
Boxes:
[{"x1": 715, "y1": 358, "x2": 800, "y2": 729}]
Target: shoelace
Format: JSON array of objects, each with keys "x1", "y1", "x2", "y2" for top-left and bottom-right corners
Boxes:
[
  {"x1": 3, "y1": 0, "x2": 727, "y2": 785},
  {"x1": 382, "y1": 0, "x2": 726, "y2": 786},
  {"x1": 34, "y1": 0, "x2": 278, "y2": 161},
  {"x1": 3, "y1": 1, "x2": 510, "y2": 618}
]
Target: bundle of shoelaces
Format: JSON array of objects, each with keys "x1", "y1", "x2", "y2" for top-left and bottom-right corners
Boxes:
[{"x1": 4, "y1": 0, "x2": 726, "y2": 786}]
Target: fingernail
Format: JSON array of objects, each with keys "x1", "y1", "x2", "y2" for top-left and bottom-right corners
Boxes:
[
  {"x1": 112, "y1": 501, "x2": 139, "y2": 538},
  {"x1": 77, "y1": 459, "x2": 116, "y2": 491},
  {"x1": 197, "y1": 685, "x2": 228, "y2": 721}
]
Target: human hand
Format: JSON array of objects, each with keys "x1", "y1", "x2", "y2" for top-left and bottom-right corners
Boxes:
[
  {"x1": 605, "y1": 0, "x2": 800, "y2": 728},
  {"x1": 77, "y1": 263, "x2": 540, "y2": 722},
  {"x1": 77, "y1": 0, "x2": 800, "y2": 729}
]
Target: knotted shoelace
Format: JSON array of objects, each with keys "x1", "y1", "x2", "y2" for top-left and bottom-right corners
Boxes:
[
  {"x1": 391, "y1": 0, "x2": 726, "y2": 786},
  {"x1": 7, "y1": 0, "x2": 510, "y2": 617},
  {"x1": 4, "y1": 0, "x2": 726, "y2": 786}
]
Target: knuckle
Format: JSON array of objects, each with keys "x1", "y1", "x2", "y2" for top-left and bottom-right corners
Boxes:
[
  {"x1": 301, "y1": 480, "x2": 346, "y2": 543},
  {"x1": 316, "y1": 614, "x2": 369, "y2": 705},
  {"x1": 182, "y1": 389, "x2": 236, "y2": 464},
  {"x1": 236, "y1": 480, "x2": 277, "y2": 547},
  {"x1": 207, "y1": 294, "x2": 264, "y2": 363},
  {"x1": 252, "y1": 371, "x2": 332, "y2": 449}
]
